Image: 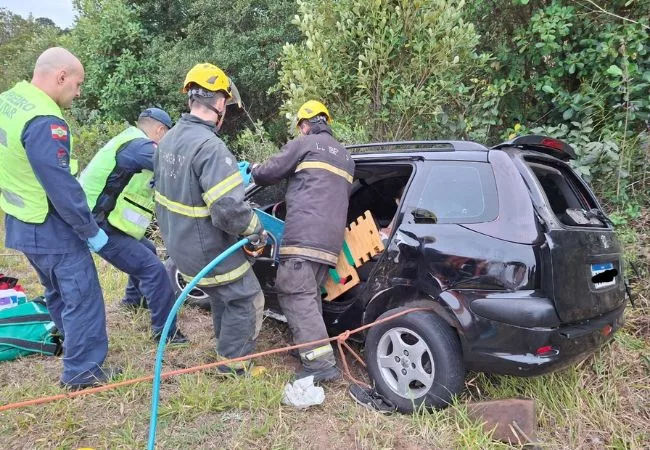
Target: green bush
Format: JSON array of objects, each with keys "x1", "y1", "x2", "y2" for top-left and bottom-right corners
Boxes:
[
  {"x1": 67, "y1": 118, "x2": 128, "y2": 171},
  {"x1": 277, "y1": 0, "x2": 490, "y2": 141},
  {"x1": 230, "y1": 121, "x2": 280, "y2": 163},
  {"x1": 466, "y1": 0, "x2": 650, "y2": 221}
]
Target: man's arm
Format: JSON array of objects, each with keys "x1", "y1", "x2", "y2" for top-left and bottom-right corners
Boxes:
[
  {"x1": 116, "y1": 138, "x2": 155, "y2": 172},
  {"x1": 250, "y1": 138, "x2": 304, "y2": 186},
  {"x1": 193, "y1": 139, "x2": 262, "y2": 237},
  {"x1": 22, "y1": 116, "x2": 100, "y2": 240}
]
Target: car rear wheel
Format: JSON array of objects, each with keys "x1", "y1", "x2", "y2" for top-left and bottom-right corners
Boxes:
[
  {"x1": 365, "y1": 307, "x2": 465, "y2": 412},
  {"x1": 163, "y1": 258, "x2": 211, "y2": 310}
]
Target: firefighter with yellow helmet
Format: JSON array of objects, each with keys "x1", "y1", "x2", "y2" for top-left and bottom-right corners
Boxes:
[
  {"x1": 153, "y1": 63, "x2": 265, "y2": 375},
  {"x1": 251, "y1": 100, "x2": 355, "y2": 383}
]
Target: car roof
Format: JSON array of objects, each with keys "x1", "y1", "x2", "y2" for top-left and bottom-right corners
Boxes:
[{"x1": 347, "y1": 140, "x2": 490, "y2": 163}]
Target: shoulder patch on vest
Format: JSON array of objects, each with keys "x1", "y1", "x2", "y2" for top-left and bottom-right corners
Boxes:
[
  {"x1": 56, "y1": 147, "x2": 69, "y2": 168},
  {"x1": 50, "y1": 124, "x2": 68, "y2": 141}
]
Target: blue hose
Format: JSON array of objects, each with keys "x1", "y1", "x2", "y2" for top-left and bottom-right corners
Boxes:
[{"x1": 147, "y1": 237, "x2": 250, "y2": 450}]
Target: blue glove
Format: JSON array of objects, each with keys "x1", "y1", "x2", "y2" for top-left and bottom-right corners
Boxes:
[
  {"x1": 238, "y1": 161, "x2": 252, "y2": 185},
  {"x1": 87, "y1": 228, "x2": 109, "y2": 253}
]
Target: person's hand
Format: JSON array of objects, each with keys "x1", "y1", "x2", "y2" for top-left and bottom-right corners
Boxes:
[
  {"x1": 238, "y1": 161, "x2": 253, "y2": 185},
  {"x1": 87, "y1": 228, "x2": 109, "y2": 253}
]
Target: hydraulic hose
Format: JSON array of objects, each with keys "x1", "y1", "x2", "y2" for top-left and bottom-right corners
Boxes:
[{"x1": 147, "y1": 237, "x2": 252, "y2": 450}]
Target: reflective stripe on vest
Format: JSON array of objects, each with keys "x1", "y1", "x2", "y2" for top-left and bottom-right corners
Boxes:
[
  {"x1": 279, "y1": 246, "x2": 339, "y2": 266},
  {"x1": 0, "y1": 81, "x2": 75, "y2": 223},
  {"x1": 202, "y1": 171, "x2": 243, "y2": 208},
  {"x1": 108, "y1": 170, "x2": 155, "y2": 239},
  {"x1": 122, "y1": 206, "x2": 152, "y2": 229},
  {"x1": 242, "y1": 211, "x2": 260, "y2": 236},
  {"x1": 80, "y1": 126, "x2": 155, "y2": 240}
]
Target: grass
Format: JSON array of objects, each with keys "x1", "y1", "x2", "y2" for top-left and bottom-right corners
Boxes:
[{"x1": 0, "y1": 213, "x2": 649, "y2": 450}]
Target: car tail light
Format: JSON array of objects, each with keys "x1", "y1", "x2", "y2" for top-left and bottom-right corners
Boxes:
[
  {"x1": 540, "y1": 138, "x2": 564, "y2": 151},
  {"x1": 535, "y1": 345, "x2": 556, "y2": 356}
]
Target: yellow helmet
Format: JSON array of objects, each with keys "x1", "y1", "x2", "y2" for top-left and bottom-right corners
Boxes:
[
  {"x1": 183, "y1": 63, "x2": 241, "y2": 107},
  {"x1": 297, "y1": 100, "x2": 332, "y2": 125}
]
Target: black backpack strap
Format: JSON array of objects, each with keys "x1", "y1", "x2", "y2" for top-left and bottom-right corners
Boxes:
[
  {"x1": 0, "y1": 337, "x2": 59, "y2": 355},
  {"x1": 0, "y1": 314, "x2": 52, "y2": 325}
]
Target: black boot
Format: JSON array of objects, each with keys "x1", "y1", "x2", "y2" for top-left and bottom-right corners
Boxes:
[{"x1": 296, "y1": 365, "x2": 341, "y2": 384}]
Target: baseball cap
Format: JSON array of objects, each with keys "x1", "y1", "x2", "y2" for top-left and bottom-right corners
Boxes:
[{"x1": 139, "y1": 108, "x2": 173, "y2": 129}]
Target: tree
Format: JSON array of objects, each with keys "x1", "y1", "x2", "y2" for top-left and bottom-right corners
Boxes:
[
  {"x1": 35, "y1": 17, "x2": 57, "y2": 28},
  {"x1": 465, "y1": 0, "x2": 650, "y2": 137},
  {"x1": 277, "y1": 0, "x2": 490, "y2": 141},
  {"x1": 70, "y1": 0, "x2": 159, "y2": 122},
  {"x1": 0, "y1": 9, "x2": 64, "y2": 92},
  {"x1": 0, "y1": 8, "x2": 33, "y2": 45},
  {"x1": 156, "y1": 0, "x2": 300, "y2": 139},
  {"x1": 126, "y1": 0, "x2": 189, "y2": 40},
  {"x1": 465, "y1": 0, "x2": 650, "y2": 208}
]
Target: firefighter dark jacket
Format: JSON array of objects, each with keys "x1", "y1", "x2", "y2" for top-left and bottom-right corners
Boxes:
[
  {"x1": 252, "y1": 124, "x2": 355, "y2": 266},
  {"x1": 154, "y1": 114, "x2": 262, "y2": 286}
]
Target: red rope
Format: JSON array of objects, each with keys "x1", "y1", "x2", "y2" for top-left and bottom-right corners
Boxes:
[{"x1": 0, "y1": 307, "x2": 432, "y2": 412}]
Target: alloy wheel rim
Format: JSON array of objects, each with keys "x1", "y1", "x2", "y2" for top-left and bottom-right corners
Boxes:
[{"x1": 376, "y1": 326, "x2": 435, "y2": 399}]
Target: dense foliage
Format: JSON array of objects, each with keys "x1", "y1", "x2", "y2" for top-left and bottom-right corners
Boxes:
[
  {"x1": 0, "y1": 0, "x2": 648, "y2": 218},
  {"x1": 0, "y1": 8, "x2": 66, "y2": 93},
  {"x1": 465, "y1": 0, "x2": 650, "y2": 221},
  {"x1": 277, "y1": 0, "x2": 490, "y2": 141}
]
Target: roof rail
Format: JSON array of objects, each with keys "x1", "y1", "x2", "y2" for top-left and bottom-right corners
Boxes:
[{"x1": 345, "y1": 140, "x2": 489, "y2": 152}]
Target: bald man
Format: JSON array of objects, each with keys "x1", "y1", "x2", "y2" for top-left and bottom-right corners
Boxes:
[{"x1": 0, "y1": 47, "x2": 119, "y2": 390}]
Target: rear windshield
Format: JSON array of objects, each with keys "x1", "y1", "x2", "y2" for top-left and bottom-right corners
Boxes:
[
  {"x1": 526, "y1": 158, "x2": 604, "y2": 227},
  {"x1": 416, "y1": 161, "x2": 498, "y2": 224}
]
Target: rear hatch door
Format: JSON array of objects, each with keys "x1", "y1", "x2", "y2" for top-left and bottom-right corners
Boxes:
[{"x1": 515, "y1": 152, "x2": 625, "y2": 323}]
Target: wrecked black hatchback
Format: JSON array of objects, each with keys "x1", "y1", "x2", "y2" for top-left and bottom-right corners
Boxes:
[{"x1": 168, "y1": 136, "x2": 626, "y2": 412}]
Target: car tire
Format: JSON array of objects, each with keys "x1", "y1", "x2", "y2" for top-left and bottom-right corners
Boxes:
[
  {"x1": 365, "y1": 307, "x2": 465, "y2": 412},
  {"x1": 163, "y1": 258, "x2": 212, "y2": 311}
]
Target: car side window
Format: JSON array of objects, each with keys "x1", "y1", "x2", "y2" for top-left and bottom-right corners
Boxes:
[{"x1": 415, "y1": 161, "x2": 498, "y2": 224}]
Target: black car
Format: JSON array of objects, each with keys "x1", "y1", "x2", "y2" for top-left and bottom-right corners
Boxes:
[{"x1": 167, "y1": 135, "x2": 626, "y2": 412}]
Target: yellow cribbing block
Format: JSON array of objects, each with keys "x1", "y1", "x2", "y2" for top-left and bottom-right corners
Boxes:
[
  {"x1": 345, "y1": 210, "x2": 385, "y2": 266},
  {"x1": 323, "y1": 210, "x2": 385, "y2": 301},
  {"x1": 323, "y1": 249, "x2": 360, "y2": 301}
]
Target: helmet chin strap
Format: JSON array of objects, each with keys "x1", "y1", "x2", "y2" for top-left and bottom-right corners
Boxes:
[
  {"x1": 216, "y1": 113, "x2": 225, "y2": 130},
  {"x1": 190, "y1": 95, "x2": 225, "y2": 129}
]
